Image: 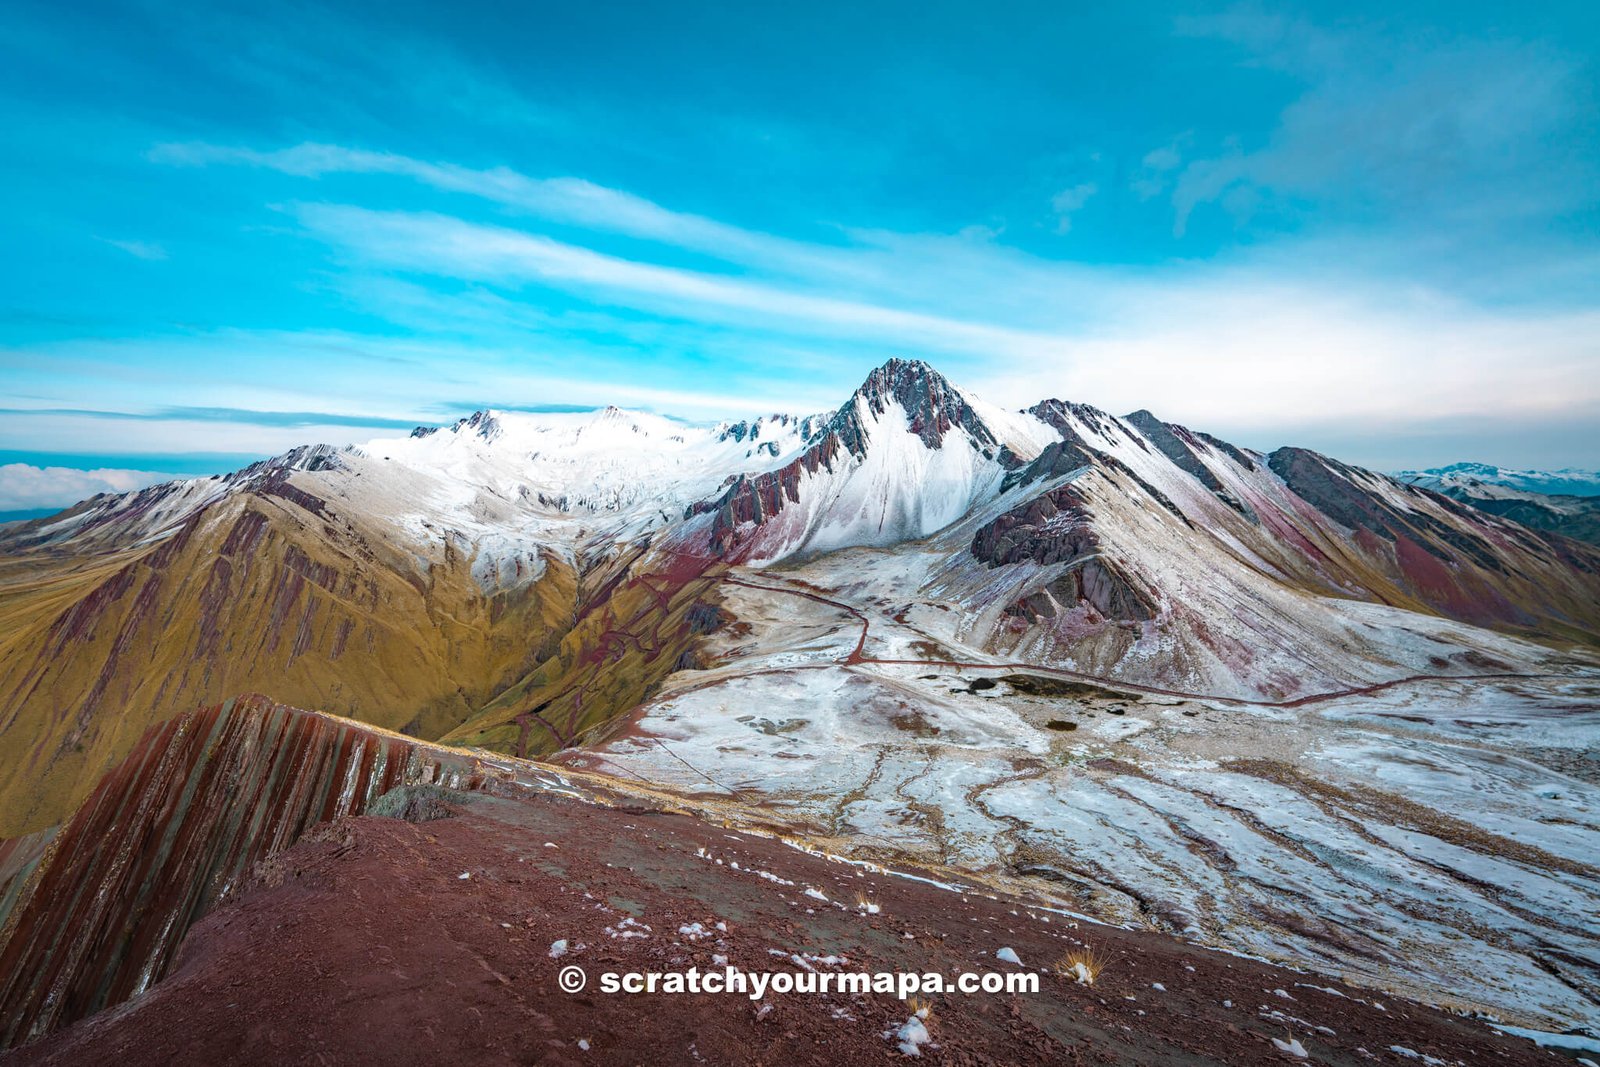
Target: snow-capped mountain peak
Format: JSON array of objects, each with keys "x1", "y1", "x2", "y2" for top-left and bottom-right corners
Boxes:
[
  {"x1": 679, "y1": 360, "x2": 1060, "y2": 562},
  {"x1": 832, "y1": 357, "x2": 996, "y2": 452}
]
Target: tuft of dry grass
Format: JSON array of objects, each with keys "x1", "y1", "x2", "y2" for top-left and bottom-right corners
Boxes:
[
  {"x1": 907, "y1": 995, "x2": 935, "y2": 1024},
  {"x1": 1054, "y1": 945, "x2": 1104, "y2": 985}
]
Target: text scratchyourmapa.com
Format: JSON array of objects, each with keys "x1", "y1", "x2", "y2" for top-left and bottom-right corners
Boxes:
[{"x1": 557, "y1": 964, "x2": 1040, "y2": 1000}]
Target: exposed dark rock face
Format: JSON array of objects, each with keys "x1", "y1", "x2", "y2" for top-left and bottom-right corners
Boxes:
[
  {"x1": 1269, "y1": 446, "x2": 1600, "y2": 635},
  {"x1": 995, "y1": 557, "x2": 1156, "y2": 624},
  {"x1": 831, "y1": 357, "x2": 1000, "y2": 455},
  {"x1": 1001, "y1": 412, "x2": 1101, "y2": 491},
  {"x1": 1196, "y1": 430, "x2": 1256, "y2": 471},
  {"x1": 684, "y1": 601, "x2": 728, "y2": 635},
  {"x1": 972, "y1": 483, "x2": 1157, "y2": 622},
  {"x1": 454, "y1": 409, "x2": 504, "y2": 442},
  {"x1": 716, "y1": 413, "x2": 822, "y2": 448},
  {"x1": 1435, "y1": 490, "x2": 1600, "y2": 546},
  {"x1": 719, "y1": 419, "x2": 756, "y2": 443},
  {"x1": 1028, "y1": 397, "x2": 1120, "y2": 442},
  {"x1": 1052, "y1": 556, "x2": 1157, "y2": 621},
  {"x1": 702, "y1": 433, "x2": 847, "y2": 554},
  {"x1": 972, "y1": 483, "x2": 1098, "y2": 567}
]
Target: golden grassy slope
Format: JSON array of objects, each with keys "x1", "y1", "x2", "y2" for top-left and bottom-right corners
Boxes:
[
  {"x1": 442, "y1": 545, "x2": 727, "y2": 756},
  {"x1": 0, "y1": 490, "x2": 577, "y2": 838}
]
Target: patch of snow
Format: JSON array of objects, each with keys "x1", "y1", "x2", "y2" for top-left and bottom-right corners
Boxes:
[
  {"x1": 1491, "y1": 1026, "x2": 1600, "y2": 1056},
  {"x1": 890, "y1": 1010, "x2": 933, "y2": 1057},
  {"x1": 1272, "y1": 1037, "x2": 1307, "y2": 1057}
]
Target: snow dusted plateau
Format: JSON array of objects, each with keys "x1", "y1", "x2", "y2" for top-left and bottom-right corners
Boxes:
[{"x1": 3, "y1": 359, "x2": 1598, "y2": 1043}]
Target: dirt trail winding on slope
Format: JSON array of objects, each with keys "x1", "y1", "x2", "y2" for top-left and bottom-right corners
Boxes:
[{"x1": 721, "y1": 571, "x2": 1573, "y2": 708}]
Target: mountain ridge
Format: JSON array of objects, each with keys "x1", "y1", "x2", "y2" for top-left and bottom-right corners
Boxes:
[{"x1": 2, "y1": 358, "x2": 1597, "y2": 841}]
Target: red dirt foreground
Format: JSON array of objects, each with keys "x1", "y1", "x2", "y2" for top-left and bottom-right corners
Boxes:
[{"x1": 3, "y1": 785, "x2": 1576, "y2": 1066}]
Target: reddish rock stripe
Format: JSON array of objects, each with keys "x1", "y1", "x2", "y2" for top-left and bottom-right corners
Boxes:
[{"x1": 0, "y1": 695, "x2": 492, "y2": 1050}]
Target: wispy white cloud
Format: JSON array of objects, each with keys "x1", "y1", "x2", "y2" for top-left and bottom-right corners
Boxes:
[
  {"x1": 286, "y1": 196, "x2": 1599, "y2": 448},
  {"x1": 50, "y1": 132, "x2": 1600, "y2": 470},
  {"x1": 100, "y1": 238, "x2": 168, "y2": 261},
  {"x1": 291, "y1": 203, "x2": 1066, "y2": 360},
  {"x1": 151, "y1": 142, "x2": 852, "y2": 280},
  {"x1": 973, "y1": 276, "x2": 1600, "y2": 436},
  {"x1": 0, "y1": 463, "x2": 172, "y2": 512},
  {"x1": 1049, "y1": 183, "x2": 1098, "y2": 234}
]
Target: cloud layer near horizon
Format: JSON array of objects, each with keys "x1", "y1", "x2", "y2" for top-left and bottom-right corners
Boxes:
[{"x1": 0, "y1": 463, "x2": 171, "y2": 513}]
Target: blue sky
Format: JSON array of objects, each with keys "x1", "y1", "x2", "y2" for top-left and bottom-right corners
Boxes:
[{"x1": 2, "y1": 0, "x2": 1597, "y2": 513}]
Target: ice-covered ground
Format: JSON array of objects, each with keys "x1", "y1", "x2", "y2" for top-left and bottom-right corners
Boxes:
[{"x1": 570, "y1": 572, "x2": 1600, "y2": 1030}]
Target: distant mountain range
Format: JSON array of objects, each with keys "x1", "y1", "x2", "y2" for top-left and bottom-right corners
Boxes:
[
  {"x1": 1394, "y1": 461, "x2": 1600, "y2": 497},
  {"x1": 1394, "y1": 463, "x2": 1600, "y2": 545}
]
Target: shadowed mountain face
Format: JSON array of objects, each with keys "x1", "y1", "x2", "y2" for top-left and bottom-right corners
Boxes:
[
  {"x1": 1453, "y1": 491, "x2": 1600, "y2": 545},
  {"x1": 2, "y1": 359, "x2": 1598, "y2": 843}
]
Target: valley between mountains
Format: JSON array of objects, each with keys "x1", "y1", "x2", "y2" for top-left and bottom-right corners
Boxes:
[{"x1": 1, "y1": 359, "x2": 1597, "y2": 1059}]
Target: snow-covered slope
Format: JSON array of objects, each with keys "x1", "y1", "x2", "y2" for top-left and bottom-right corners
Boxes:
[
  {"x1": 9, "y1": 359, "x2": 1600, "y2": 671},
  {"x1": 7, "y1": 408, "x2": 823, "y2": 586},
  {"x1": 345, "y1": 406, "x2": 824, "y2": 584},
  {"x1": 374, "y1": 406, "x2": 819, "y2": 524}
]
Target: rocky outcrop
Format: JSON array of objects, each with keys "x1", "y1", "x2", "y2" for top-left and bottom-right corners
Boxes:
[
  {"x1": 1000, "y1": 406, "x2": 1102, "y2": 491},
  {"x1": 972, "y1": 483, "x2": 1098, "y2": 567},
  {"x1": 702, "y1": 434, "x2": 846, "y2": 555},
  {"x1": 0, "y1": 695, "x2": 497, "y2": 1050},
  {"x1": 972, "y1": 483, "x2": 1157, "y2": 622}
]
